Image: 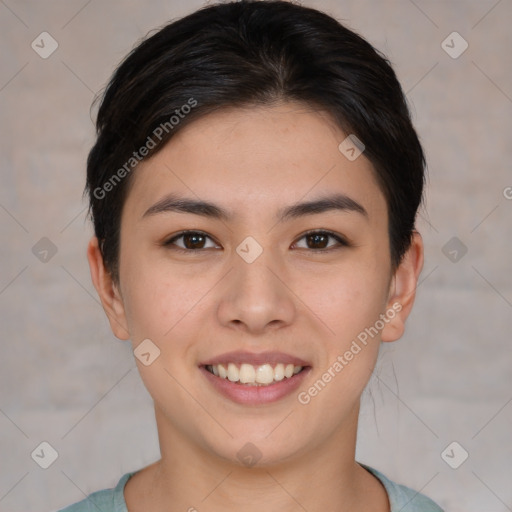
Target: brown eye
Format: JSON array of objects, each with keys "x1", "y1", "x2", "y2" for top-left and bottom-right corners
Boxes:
[
  {"x1": 164, "y1": 231, "x2": 218, "y2": 251},
  {"x1": 163, "y1": 229, "x2": 349, "y2": 254},
  {"x1": 294, "y1": 230, "x2": 349, "y2": 251}
]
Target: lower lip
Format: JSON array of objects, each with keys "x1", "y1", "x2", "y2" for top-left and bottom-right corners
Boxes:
[{"x1": 200, "y1": 366, "x2": 311, "y2": 405}]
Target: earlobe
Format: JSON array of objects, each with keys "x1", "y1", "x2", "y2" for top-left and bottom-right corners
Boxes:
[
  {"x1": 86, "y1": 236, "x2": 131, "y2": 340},
  {"x1": 381, "y1": 231, "x2": 424, "y2": 342}
]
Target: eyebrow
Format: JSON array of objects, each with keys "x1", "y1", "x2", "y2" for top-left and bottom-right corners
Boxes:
[{"x1": 141, "y1": 192, "x2": 368, "y2": 223}]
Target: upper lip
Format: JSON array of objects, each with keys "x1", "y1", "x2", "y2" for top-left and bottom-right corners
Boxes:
[{"x1": 200, "y1": 351, "x2": 310, "y2": 367}]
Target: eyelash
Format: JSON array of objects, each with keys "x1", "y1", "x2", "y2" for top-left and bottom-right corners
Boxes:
[{"x1": 162, "y1": 229, "x2": 350, "y2": 254}]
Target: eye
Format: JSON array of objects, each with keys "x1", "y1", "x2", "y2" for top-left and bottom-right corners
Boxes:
[
  {"x1": 293, "y1": 230, "x2": 349, "y2": 251},
  {"x1": 163, "y1": 231, "x2": 219, "y2": 252},
  {"x1": 162, "y1": 229, "x2": 349, "y2": 253}
]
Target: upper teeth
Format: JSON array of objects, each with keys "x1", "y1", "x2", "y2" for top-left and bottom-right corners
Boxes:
[{"x1": 207, "y1": 363, "x2": 303, "y2": 385}]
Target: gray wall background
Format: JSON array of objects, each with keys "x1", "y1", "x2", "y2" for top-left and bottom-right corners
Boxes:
[{"x1": 1, "y1": 1, "x2": 511, "y2": 511}]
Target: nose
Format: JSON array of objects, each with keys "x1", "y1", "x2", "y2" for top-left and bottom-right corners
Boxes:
[{"x1": 216, "y1": 245, "x2": 297, "y2": 336}]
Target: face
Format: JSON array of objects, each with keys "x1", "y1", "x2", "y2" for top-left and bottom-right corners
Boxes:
[{"x1": 89, "y1": 101, "x2": 422, "y2": 467}]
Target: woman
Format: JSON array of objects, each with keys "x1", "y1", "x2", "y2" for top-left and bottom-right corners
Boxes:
[{"x1": 60, "y1": 1, "x2": 444, "y2": 510}]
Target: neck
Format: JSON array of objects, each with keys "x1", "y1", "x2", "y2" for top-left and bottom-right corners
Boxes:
[{"x1": 126, "y1": 402, "x2": 388, "y2": 512}]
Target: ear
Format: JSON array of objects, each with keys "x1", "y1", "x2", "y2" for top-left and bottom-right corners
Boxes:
[
  {"x1": 87, "y1": 236, "x2": 130, "y2": 340},
  {"x1": 381, "y1": 230, "x2": 424, "y2": 342}
]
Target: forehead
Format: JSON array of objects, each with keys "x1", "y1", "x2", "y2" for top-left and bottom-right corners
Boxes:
[{"x1": 123, "y1": 101, "x2": 387, "y2": 224}]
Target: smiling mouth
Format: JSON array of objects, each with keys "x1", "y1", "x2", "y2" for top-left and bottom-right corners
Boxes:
[{"x1": 204, "y1": 362, "x2": 306, "y2": 386}]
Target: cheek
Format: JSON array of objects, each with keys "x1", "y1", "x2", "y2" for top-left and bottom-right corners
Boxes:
[
  {"x1": 120, "y1": 259, "x2": 217, "y2": 375},
  {"x1": 297, "y1": 272, "x2": 386, "y2": 416},
  {"x1": 302, "y1": 260, "x2": 389, "y2": 342},
  {"x1": 122, "y1": 270, "x2": 204, "y2": 403},
  {"x1": 123, "y1": 275, "x2": 193, "y2": 343}
]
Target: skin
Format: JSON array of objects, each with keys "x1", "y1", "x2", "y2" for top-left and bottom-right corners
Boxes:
[{"x1": 87, "y1": 101, "x2": 424, "y2": 512}]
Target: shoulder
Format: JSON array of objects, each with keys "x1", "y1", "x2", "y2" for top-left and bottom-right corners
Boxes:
[
  {"x1": 359, "y1": 463, "x2": 445, "y2": 512},
  {"x1": 55, "y1": 472, "x2": 135, "y2": 512}
]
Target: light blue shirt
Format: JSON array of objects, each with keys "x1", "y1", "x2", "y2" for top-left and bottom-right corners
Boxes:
[{"x1": 56, "y1": 463, "x2": 444, "y2": 511}]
